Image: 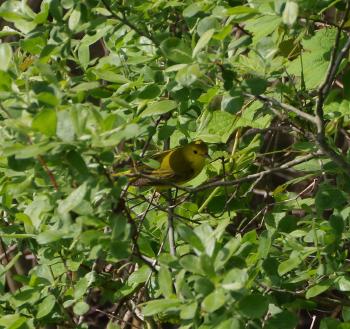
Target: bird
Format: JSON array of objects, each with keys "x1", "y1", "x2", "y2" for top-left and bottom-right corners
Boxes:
[{"x1": 114, "y1": 140, "x2": 209, "y2": 187}]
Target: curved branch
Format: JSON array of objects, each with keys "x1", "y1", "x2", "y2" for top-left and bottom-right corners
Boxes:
[{"x1": 100, "y1": 0, "x2": 157, "y2": 45}]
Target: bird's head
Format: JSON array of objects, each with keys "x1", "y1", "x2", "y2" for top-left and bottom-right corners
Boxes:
[{"x1": 182, "y1": 140, "x2": 209, "y2": 166}]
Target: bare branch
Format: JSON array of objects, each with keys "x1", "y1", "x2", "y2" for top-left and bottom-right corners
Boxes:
[
  {"x1": 245, "y1": 93, "x2": 317, "y2": 124},
  {"x1": 189, "y1": 152, "x2": 321, "y2": 193},
  {"x1": 167, "y1": 190, "x2": 176, "y2": 256}
]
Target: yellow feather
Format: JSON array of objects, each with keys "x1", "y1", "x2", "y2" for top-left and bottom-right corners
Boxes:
[{"x1": 113, "y1": 140, "x2": 209, "y2": 187}]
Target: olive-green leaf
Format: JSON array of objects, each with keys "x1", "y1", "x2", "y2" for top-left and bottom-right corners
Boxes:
[
  {"x1": 140, "y1": 100, "x2": 177, "y2": 117},
  {"x1": 68, "y1": 7, "x2": 81, "y2": 31},
  {"x1": 306, "y1": 281, "x2": 332, "y2": 299},
  {"x1": 160, "y1": 38, "x2": 192, "y2": 64},
  {"x1": 36, "y1": 295, "x2": 56, "y2": 319},
  {"x1": 0, "y1": 43, "x2": 12, "y2": 71},
  {"x1": 202, "y1": 289, "x2": 226, "y2": 312},
  {"x1": 58, "y1": 182, "x2": 87, "y2": 215},
  {"x1": 141, "y1": 299, "x2": 181, "y2": 316},
  {"x1": 238, "y1": 294, "x2": 268, "y2": 319},
  {"x1": 193, "y1": 29, "x2": 214, "y2": 58},
  {"x1": 73, "y1": 301, "x2": 89, "y2": 315},
  {"x1": 158, "y1": 265, "x2": 173, "y2": 298},
  {"x1": 282, "y1": 1, "x2": 299, "y2": 26},
  {"x1": 32, "y1": 108, "x2": 57, "y2": 136}
]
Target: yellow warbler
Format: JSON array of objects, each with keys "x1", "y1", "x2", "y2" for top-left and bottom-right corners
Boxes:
[{"x1": 115, "y1": 140, "x2": 209, "y2": 187}]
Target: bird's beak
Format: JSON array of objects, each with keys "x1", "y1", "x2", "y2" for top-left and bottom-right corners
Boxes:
[{"x1": 204, "y1": 153, "x2": 211, "y2": 159}]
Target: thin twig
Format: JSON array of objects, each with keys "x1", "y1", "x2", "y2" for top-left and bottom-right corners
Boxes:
[
  {"x1": 100, "y1": 0, "x2": 157, "y2": 44},
  {"x1": 167, "y1": 189, "x2": 176, "y2": 256},
  {"x1": 0, "y1": 244, "x2": 17, "y2": 261},
  {"x1": 245, "y1": 93, "x2": 317, "y2": 124},
  {"x1": 314, "y1": 3, "x2": 350, "y2": 177},
  {"x1": 119, "y1": 152, "x2": 322, "y2": 193},
  {"x1": 141, "y1": 117, "x2": 162, "y2": 157},
  {"x1": 190, "y1": 152, "x2": 321, "y2": 193},
  {"x1": 37, "y1": 155, "x2": 59, "y2": 191}
]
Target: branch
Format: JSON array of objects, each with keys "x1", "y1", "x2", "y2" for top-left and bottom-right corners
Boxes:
[
  {"x1": 167, "y1": 190, "x2": 176, "y2": 256},
  {"x1": 121, "y1": 153, "x2": 321, "y2": 193},
  {"x1": 245, "y1": 93, "x2": 317, "y2": 124},
  {"x1": 189, "y1": 152, "x2": 321, "y2": 193},
  {"x1": 37, "y1": 155, "x2": 59, "y2": 191},
  {"x1": 314, "y1": 4, "x2": 350, "y2": 178},
  {"x1": 318, "y1": 2, "x2": 350, "y2": 99},
  {"x1": 100, "y1": 0, "x2": 157, "y2": 45}
]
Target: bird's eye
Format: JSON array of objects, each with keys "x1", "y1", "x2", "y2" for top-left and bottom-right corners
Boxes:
[{"x1": 193, "y1": 150, "x2": 198, "y2": 154}]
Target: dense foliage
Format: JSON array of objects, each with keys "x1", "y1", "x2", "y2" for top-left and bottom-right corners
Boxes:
[{"x1": 1, "y1": 0, "x2": 350, "y2": 328}]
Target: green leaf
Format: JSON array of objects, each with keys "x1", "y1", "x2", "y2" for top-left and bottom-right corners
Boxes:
[
  {"x1": 221, "y1": 93, "x2": 244, "y2": 114},
  {"x1": 128, "y1": 266, "x2": 151, "y2": 286},
  {"x1": 36, "y1": 231, "x2": 64, "y2": 244},
  {"x1": 74, "y1": 277, "x2": 89, "y2": 300},
  {"x1": 176, "y1": 64, "x2": 202, "y2": 86},
  {"x1": 160, "y1": 38, "x2": 192, "y2": 64},
  {"x1": 278, "y1": 256, "x2": 302, "y2": 276},
  {"x1": 158, "y1": 265, "x2": 173, "y2": 298},
  {"x1": 197, "y1": 111, "x2": 236, "y2": 143},
  {"x1": 183, "y1": 3, "x2": 201, "y2": 17},
  {"x1": 193, "y1": 29, "x2": 214, "y2": 58},
  {"x1": 245, "y1": 15, "x2": 282, "y2": 44},
  {"x1": 106, "y1": 321, "x2": 122, "y2": 329},
  {"x1": 32, "y1": 108, "x2": 57, "y2": 136},
  {"x1": 73, "y1": 301, "x2": 89, "y2": 315},
  {"x1": 242, "y1": 77, "x2": 267, "y2": 96},
  {"x1": 0, "y1": 43, "x2": 12, "y2": 71},
  {"x1": 140, "y1": 100, "x2": 177, "y2": 117},
  {"x1": 306, "y1": 281, "x2": 332, "y2": 299},
  {"x1": 201, "y1": 288, "x2": 226, "y2": 312},
  {"x1": 319, "y1": 317, "x2": 340, "y2": 329},
  {"x1": 265, "y1": 310, "x2": 298, "y2": 329},
  {"x1": 222, "y1": 268, "x2": 248, "y2": 290},
  {"x1": 95, "y1": 70, "x2": 130, "y2": 83},
  {"x1": 78, "y1": 44, "x2": 90, "y2": 68},
  {"x1": 238, "y1": 294, "x2": 268, "y2": 319},
  {"x1": 20, "y1": 36, "x2": 45, "y2": 55},
  {"x1": 282, "y1": 1, "x2": 299, "y2": 26},
  {"x1": 197, "y1": 17, "x2": 220, "y2": 36},
  {"x1": 0, "y1": 314, "x2": 27, "y2": 329},
  {"x1": 71, "y1": 81, "x2": 100, "y2": 92},
  {"x1": 342, "y1": 306, "x2": 350, "y2": 322},
  {"x1": 177, "y1": 224, "x2": 204, "y2": 251},
  {"x1": 336, "y1": 276, "x2": 350, "y2": 292},
  {"x1": 58, "y1": 182, "x2": 87, "y2": 215},
  {"x1": 180, "y1": 301, "x2": 197, "y2": 320},
  {"x1": 200, "y1": 254, "x2": 215, "y2": 278},
  {"x1": 215, "y1": 318, "x2": 243, "y2": 329},
  {"x1": 138, "y1": 84, "x2": 161, "y2": 99},
  {"x1": 226, "y1": 6, "x2": 259, "y2": 15},
  {"x1": 315, "y1": 183, "x2": 347, "y2": 212},
  {"x1": 141, "y1": 299, "x2": 181, "y2": 316},
  {"x1": 287, "y1": 28, "x2": 338, "y2": 89},
  {"x1": 68, "y1": 7, "x2": 81, "y2": 31},
  {"x1": 36, "y1": 295, "x2": 56, "y2": 319},
  {"x1": 56, "y1": 110, "x2": 75, "y2": 142},
  {"x1": 179, "y1": 255, "x2": 203, "y2": 275},
  {"x1": 214, "y1": 236, "x2": 241, "y2": 270},
  {"x1": 10, "y1": 143, "x2": 54, "y2": 159},
  {"x1": 66, "y1": 150, "x2": 88, "y2": 174}
]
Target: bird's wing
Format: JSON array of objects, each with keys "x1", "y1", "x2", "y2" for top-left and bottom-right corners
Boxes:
[{"x1": 150, "y1": 148, "x2": 174, "y2": 162}]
